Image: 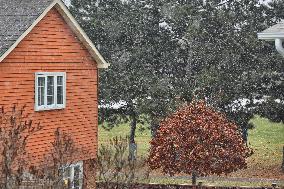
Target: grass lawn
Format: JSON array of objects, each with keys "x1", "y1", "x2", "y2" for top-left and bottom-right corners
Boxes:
[
  {"x1": 229, "y1": 116, "x2": 284, "y2": 180},
  {"x1": 98, "y1": 123, "x2": 151, "y2": 156},
  {"x1": 98, "y1": 115, "x2": 284, "y2": 186}
]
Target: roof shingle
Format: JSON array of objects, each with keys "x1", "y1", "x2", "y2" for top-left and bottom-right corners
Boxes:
[{"x1": 0, "y1": 0, "x2": 53, "y2": 56}]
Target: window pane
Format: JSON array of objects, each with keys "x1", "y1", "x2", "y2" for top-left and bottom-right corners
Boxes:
[
  {"x1": 57, "y1": 76, "x2": 63, "y2": 86},
  {"x1": 47, "y1": 76, "x2": 54, "y2": 105},
  {"x1": 73, "y1": 166, "x2": 81, "y2": 189},
  {"x1": 57, "y1": 86, "x2": 63, "y2": 105},
  {"x1": 38, "y1": 77, "x2": 45, "y2": 106},
  {"x1": 63, "y1": 167, "x2": 71, "y2": 178},
  {"x1": 38, "y1": 77, "x2": 45, "y2": 87}
]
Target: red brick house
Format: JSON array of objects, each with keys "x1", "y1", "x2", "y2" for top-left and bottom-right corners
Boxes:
[{"x1": 0, "y1": 0, "x2": 109, "y2": 188}]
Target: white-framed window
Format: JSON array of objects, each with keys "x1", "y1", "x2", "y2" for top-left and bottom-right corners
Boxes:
[
  {"x1": 35, "y1": 72, "x2": 66, "y2": 111},
  {"x1": 63, "y1": 162, "x2": 84, "y2": 189}
]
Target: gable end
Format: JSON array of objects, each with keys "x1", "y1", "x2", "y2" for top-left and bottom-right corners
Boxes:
[{"x1": 0, "y1": 0, "x2": 109, "y2": 68}]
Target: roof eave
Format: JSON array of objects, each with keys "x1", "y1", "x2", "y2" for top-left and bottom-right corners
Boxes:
[
  {"x1": 257, "y1": 32, "x2": 284, "y2": 41},
  {"x1": 55, "y1": 1, "x2": 109, "y2": 69}
]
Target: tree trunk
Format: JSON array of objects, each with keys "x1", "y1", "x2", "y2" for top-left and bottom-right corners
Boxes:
[
  {"x1": 192, "y1": 171, "x2": 197, "y2": 186},
  {"x1": 129, "y1": 115, "x2": 137, "y2": 144},
  {"x1": 281, "y1": 146, "x2": 284, "y2": 173},
  {"x1": 150, "y1": 122, "x2": 159, "y2": 138},
  {"x1": 242, "y1": 126, "x2": 248, "y2": 145},
  {"x1": 128, "y1": 113, "x2": 137, "y2": 160}
]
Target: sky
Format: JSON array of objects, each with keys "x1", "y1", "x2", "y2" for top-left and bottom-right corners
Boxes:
[{"x1": 63, "y1": 0, "x2": 71, "y2": 7}]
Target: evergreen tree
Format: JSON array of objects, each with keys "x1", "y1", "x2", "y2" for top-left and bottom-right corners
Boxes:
[
  {"x1": 70, "y1": 0, "x2": 181, "y2": 158},
  {"x1": 175, "y1": 0, "x2": 284, "y2": 141},
  {"x1": 69, "y1": 0, "x2": 283, "y2": 150}
]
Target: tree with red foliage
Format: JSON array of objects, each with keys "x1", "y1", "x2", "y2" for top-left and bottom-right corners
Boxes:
[{"x1": 148, "y1": 101, "x2": 251, "y2": 184}]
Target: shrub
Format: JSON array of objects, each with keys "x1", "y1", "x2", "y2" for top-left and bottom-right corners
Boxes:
[{"x1": 148, "y1": 101, "x2": 251, "y2": 184}]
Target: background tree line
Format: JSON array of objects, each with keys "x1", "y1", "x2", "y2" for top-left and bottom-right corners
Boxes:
[{"x1": 69, "y1": 0, "x2": 284, "y2": 155}]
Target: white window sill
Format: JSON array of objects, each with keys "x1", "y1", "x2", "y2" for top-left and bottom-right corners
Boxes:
[{"x1": 35, "y1": 106, "x2": 65, "y2": 112}]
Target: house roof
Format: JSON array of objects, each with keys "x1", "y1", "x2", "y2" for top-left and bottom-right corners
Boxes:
[
  {"x1": 258, "y1": 21, "x2": 284, "y2": 40},
  {"x1": 0, "y1": 0, "x2": 109, "y2": 68}
]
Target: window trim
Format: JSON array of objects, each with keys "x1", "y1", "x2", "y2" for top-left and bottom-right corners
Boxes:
[{"x1": 35, "y1": 72, "x2": 66, "y2": 111}]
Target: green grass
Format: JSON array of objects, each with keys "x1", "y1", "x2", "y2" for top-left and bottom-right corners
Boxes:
[
  {"x1": 98, "y1": 116, "x2": 284, "y2": 186},
  {"x1": 98, "y1": 123, "x2": 151, "y2": 156},
  {"x1": 249, "y1": 115, "x2": 284, "y2": 152},
  {"x1": 228, "y1": 116, "x2": 284, "y2": 179}
]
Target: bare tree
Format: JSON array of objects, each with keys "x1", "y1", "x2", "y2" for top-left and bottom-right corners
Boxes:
[
  {"x1": 30, "y1": 128, "x2": 79, "y2": 189},
  {"x1": 90, "y1": 136, "x2": 150, "y2": 189},
  {"x1": 0, "y1": 105, "x2": 82, "y2": 189},
  {"x1": 0, "y1": 105, "x2": 41, "y2": 189}
]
